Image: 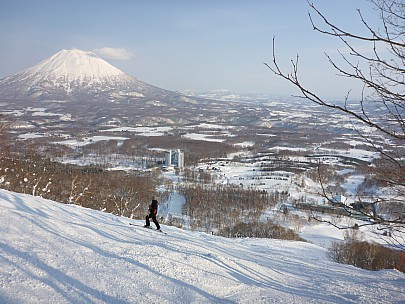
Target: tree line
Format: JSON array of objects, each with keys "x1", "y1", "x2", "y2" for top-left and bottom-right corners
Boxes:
[
  {"x1": 0, "y1": 156, "x2": 160, "y2": 219},
  {"x1": 178, "y1": 183, "x2": 292, "y2": 234}
]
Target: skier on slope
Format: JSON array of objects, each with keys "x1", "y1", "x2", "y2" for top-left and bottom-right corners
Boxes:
[{"x1": 144, "y1": 196, "x2": 161, "y2": 231}]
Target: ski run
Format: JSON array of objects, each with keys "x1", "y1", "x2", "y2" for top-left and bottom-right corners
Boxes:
[{"x1": 0, "y1": 189, "x2": 404, "y2": 303}]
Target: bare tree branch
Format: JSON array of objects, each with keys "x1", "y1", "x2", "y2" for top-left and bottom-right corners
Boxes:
[{"x1": 266, "y1": 0, "x2": 405, "y2": 247}]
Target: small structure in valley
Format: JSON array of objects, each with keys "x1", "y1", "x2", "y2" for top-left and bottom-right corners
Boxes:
[{"x1": 164, "y1": 149, "x2": 184, "y2": 169}]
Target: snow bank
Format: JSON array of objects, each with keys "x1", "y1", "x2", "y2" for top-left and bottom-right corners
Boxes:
[{"x1": 0, "y1": 189, "x2": 404, "y2": 303}]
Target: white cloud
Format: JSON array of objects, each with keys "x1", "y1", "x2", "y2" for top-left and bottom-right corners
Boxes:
[{"x1": 93, "y1": 47, "x2": 133, "y2": 60}]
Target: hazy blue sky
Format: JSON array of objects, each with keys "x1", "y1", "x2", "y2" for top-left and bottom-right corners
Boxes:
[{"x1": 1, "y1": 0, "x2": 380, "y2": 98}]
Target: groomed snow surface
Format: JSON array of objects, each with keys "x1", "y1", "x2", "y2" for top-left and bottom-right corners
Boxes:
[{"x1": 1, "y1": 189, "x2": 404, "y2": 304}]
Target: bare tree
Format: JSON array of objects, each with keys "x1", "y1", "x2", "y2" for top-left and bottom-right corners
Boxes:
[
  {"x1": 265, "y1": 0, "x2": 404, "y2": 247},
  {"x1": 0, "y1": 114, "x2": 10, "y2": 157}
]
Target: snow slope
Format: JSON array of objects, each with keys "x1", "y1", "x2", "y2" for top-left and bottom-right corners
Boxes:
[{"x1": 0, "y1": 189, "x2": 404, "y2": 304}]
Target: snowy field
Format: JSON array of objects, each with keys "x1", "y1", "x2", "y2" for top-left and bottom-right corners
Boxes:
[{"x1": 1, "y1": 189, "x2": 404, "y2": 304}]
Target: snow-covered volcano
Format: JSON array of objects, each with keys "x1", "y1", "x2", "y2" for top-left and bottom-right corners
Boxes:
[
  {"x1": 26, "y1": 49, "x2": 128, "y2": 82},
  {"x1": 0, "y1": 49, "x2": 171, "y2": 100}
]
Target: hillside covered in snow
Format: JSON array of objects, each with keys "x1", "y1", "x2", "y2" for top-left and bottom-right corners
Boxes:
[{"x1": 1, "y1": 189, "x2": 404, "y2": 303}]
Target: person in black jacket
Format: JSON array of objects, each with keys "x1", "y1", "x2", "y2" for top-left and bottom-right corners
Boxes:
[{"x1": 145, "y1": 197, "x2": 160, "y2": 230}]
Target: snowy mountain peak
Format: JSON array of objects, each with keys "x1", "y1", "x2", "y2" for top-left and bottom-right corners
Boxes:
[
  {"x1": 25, "y1": 49, "x2": 125, "y2": 82},
  {"x1": 0, "y1": 48, "x2": 171, "y2": 100}
]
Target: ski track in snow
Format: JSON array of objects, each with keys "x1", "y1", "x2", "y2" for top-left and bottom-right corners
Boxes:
[{"x1": 0, "y1": 189, "x2": 404, "y2": 304}]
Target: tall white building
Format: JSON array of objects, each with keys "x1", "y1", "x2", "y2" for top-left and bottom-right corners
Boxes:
[
  {"x1": 177, "y1": 149, "x2": 184, "y2": 169},
  {"x1": 164, "y1": 149, "x2": 184, "y2": 169}
]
